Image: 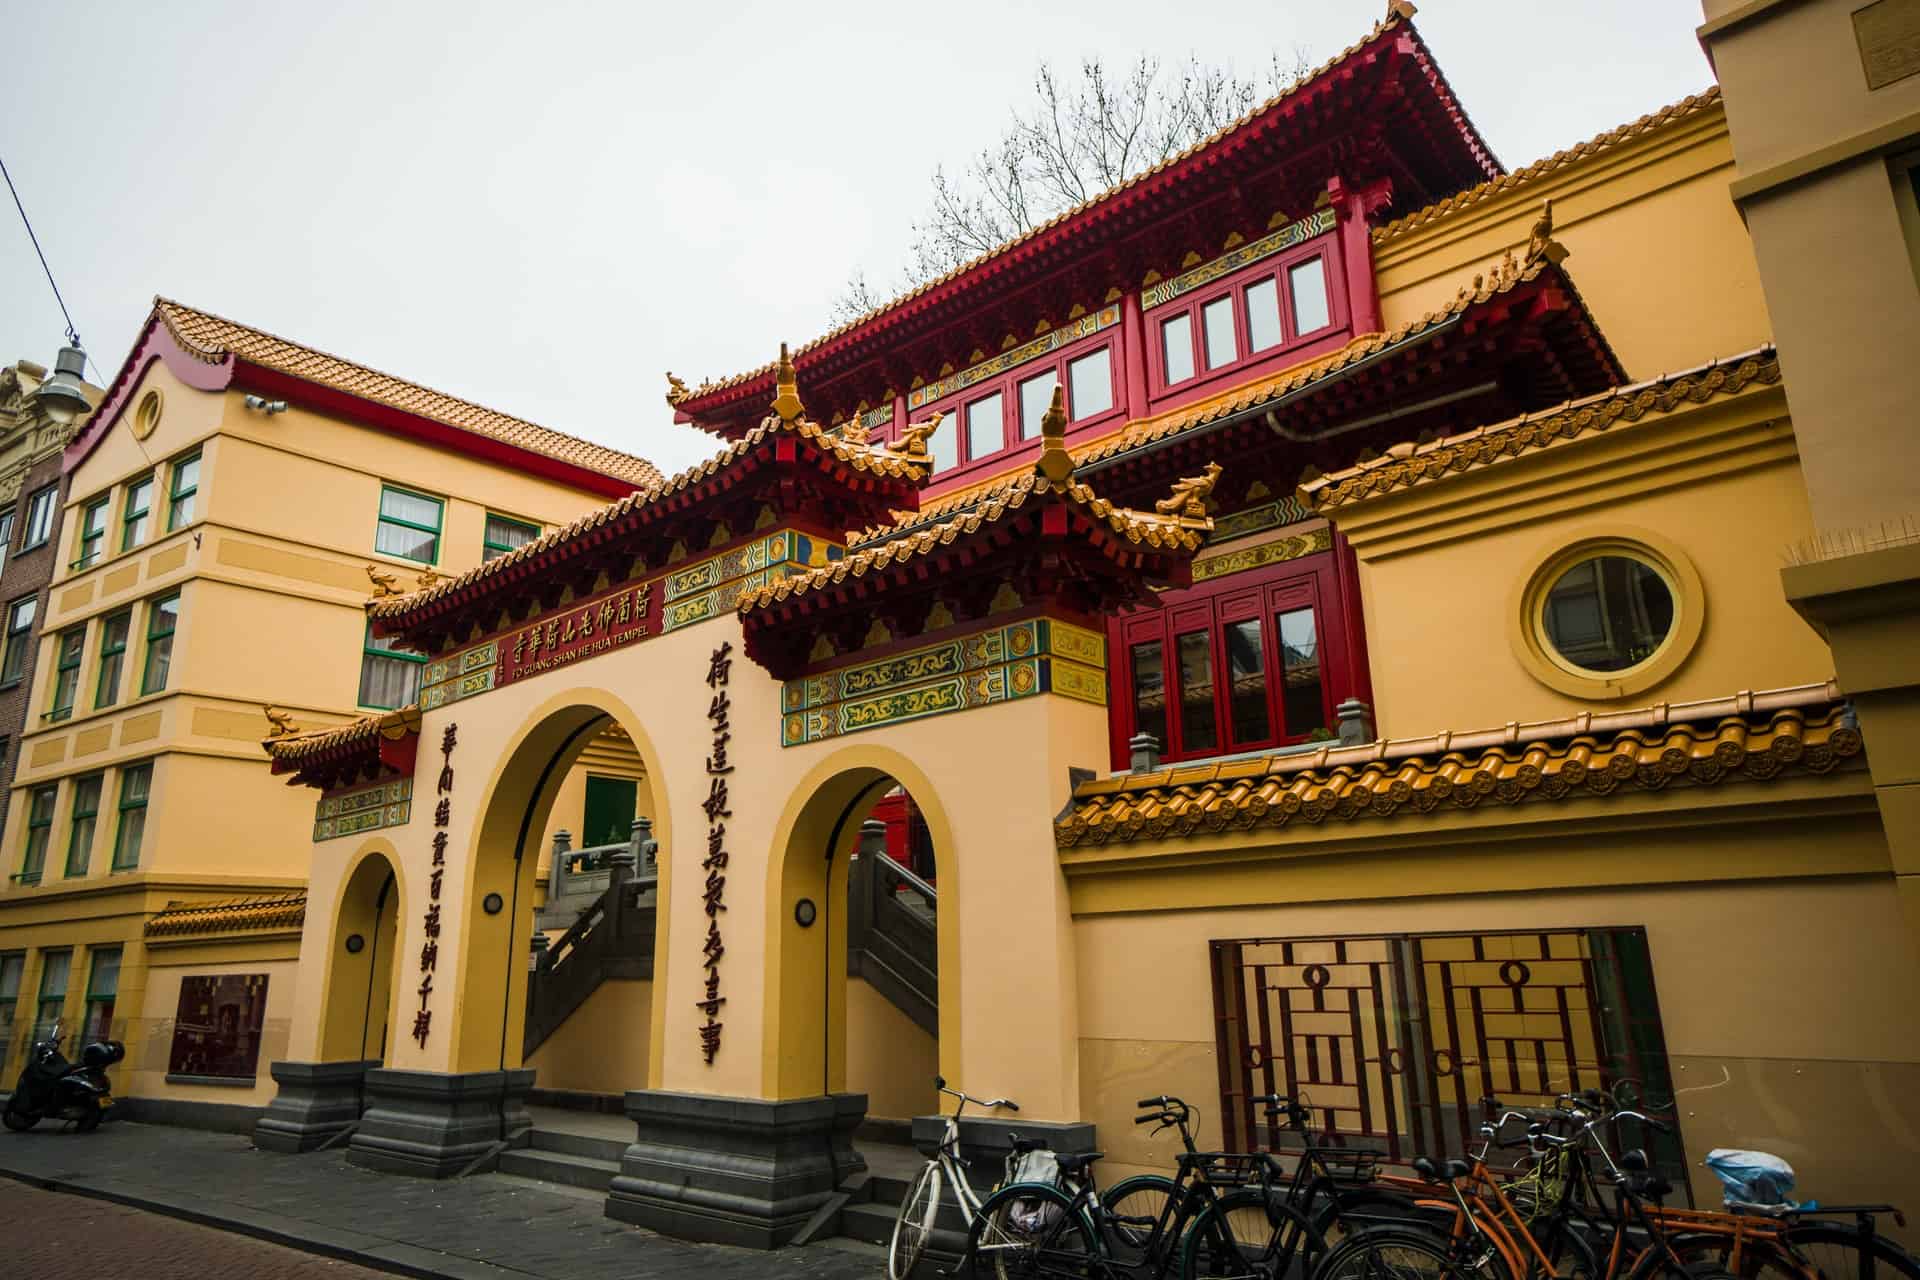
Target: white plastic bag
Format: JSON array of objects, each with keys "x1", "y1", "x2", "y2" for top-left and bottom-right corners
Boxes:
[
  {"x1": 1705, "y1": 1148, "x2": 1813, "y2": 1211},
  {"x1": 1008, "y1": 1149, "x2": 1064, "y2": 1233}
]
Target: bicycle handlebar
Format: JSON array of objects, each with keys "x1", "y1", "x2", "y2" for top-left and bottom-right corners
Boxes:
[{"x1": 934, "y1": 1076, "x2": 1019, "y2": 1112}]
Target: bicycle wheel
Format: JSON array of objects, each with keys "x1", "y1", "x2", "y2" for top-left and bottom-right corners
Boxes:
[
  {"x1": 1784, "y1": 1223, "x2": 1920, "y2": 1280},
  {"x1": 889, "y1": 1162, "x2": 941, "y2": 1280},
  {"x1": 1315, "y1": 1228, "x2": 1475, "y2": 1280},
  {"x1": 1102, "y1": 1174, "x2": 1176, "y2": 1254},
  {"x1": 969, "y1": 1182, "x2": 1097, "y2": 1280},
  {"x1": 1311, "y1": 1187, "x2": 1439, "y2": 1252},
  {"x1": 1181, "y1": 1191, "x2": 1323, "y2": 1280}
]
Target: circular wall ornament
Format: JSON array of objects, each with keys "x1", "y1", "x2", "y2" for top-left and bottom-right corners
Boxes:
[
  {"x1": 132, "y1": 389, "x2": 163, "y2": 440},
  {"x1": 344, "y1": 933, "x2": 365, "y2": 954},
  {"x1": 794, "y1": 898, "x2": 818, "y2": 928},
  {"x1": 1509, "y1": 526, "x2": 1703, "y2": 700},
  {"x1": 483, "y1": 892, "x2": 505, "y2": 915}
]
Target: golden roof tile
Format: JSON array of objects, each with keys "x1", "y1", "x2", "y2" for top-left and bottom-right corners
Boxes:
[
  {"x1": 365, "y1": 411, "x2": 929, "y2": 624},
  {"x1": 1373, "y1": 88, "x2": 1722, "y2": 244},
  {"x1": 1300, "y1": 347, "x2": 1781, "y2": 510},
  {"x1": 263, "y1": 706, "x2": 420, "y2": 763},
  {"x1": 737, "y1": 468, "x2": 1209, "y2": 615},
  {"x1": 152, "y1": 298, "x2": 663, "y2": 489},
  {"x1": 1057, "y1": 682, "x2": 1859, "y2": 848},
  {"x1": 144, "y1": 893, "x2": 307, "y2": 938},
  {"x1": 677, "y1": 7, "x2": 1485, "y2": 405}
]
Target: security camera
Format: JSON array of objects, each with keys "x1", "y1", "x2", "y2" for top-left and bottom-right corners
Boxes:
[{"x1": 243, "y1": 395, "x2": 287, "y2": 414}]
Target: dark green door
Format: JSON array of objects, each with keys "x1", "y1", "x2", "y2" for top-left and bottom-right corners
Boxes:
[{"x1": 583, "y1": 776, "x2": 637, "y2": 848}]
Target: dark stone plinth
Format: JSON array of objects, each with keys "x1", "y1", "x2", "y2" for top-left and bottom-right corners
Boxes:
[
  {"x1": 605, "y1": 1090, "x2": 867, "y2": 1249},
  {"x1": 253, "y1": 1059, "x2": 378, "y2": 1153},
  {"x1": 344, "y1": 1067, "x2": 534, "y2": 1178},
  {"x1": 911, "y1": 1112, "x2": 1099, "y2": 1175}
]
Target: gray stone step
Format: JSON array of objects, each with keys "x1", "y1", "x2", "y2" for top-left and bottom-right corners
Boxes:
[
  {"x1": 497, "y1": 1146, "x2": 621, "y2": 1192},
  {"x1": 840, "y1": 1201, "x2": 970, "y2": 1261},
  {"x1": 527, "y1": 1126, "x2": 629, "y2": 1163}
]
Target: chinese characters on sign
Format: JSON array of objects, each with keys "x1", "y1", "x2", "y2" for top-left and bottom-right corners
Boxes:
[
  {"x1": 414, "y1": 722, "x2": 457, "y2": 1048},
  {"x1": 699, "y1": 642, "x2": 733, "y2": 1064},
  {"x1": 504, "y1": 583, "x2": 653, "y2": 683}
]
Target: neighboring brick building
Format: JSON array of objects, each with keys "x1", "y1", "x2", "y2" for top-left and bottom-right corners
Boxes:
[{"x1": 0, "y1": 359, "x2": 99, "y2": 848}]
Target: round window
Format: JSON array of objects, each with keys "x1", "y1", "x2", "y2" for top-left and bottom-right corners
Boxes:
[
  {"x1": 1539, "y1": 554, "x2": 1675, "y2": 675},
  {"x1": 132, "y1": 389, "x2": 162, "y2": 440}
]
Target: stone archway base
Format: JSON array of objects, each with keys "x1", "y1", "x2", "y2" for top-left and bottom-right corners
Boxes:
[
  {"x1": 605, "y1": 1090, "x2": 867, "y2": 1248},
  {"x1": 254, "y1": 1059, "x2": 380, "y2": 1153},
  {"x1": 344, "y1": 1067, "x2": 535, "y2": 1178}
]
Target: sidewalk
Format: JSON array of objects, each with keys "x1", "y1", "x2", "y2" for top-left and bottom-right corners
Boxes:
[{"x1": 0, "y1": 1120, "x2": 882, "y2": 1280}]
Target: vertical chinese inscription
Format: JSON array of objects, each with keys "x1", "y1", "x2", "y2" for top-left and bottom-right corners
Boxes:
[
  {"x1": 414, "y1": 722, "x2": 457, "y2": 1048},
  {"x1": 699, "y1": 642, "x2": 733, "y2": 1064}
]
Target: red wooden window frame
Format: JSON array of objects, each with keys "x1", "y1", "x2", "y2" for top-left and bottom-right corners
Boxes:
[
  {"x1": 913, "y1": 326, "x2": 1126, "y2": 489},
  {"x1": 1106, "y1": 551, "x2": 1352, "y2": 770},
  {"x1": 1145, "y1": 232, "x2": 1350, "y2": 408}
]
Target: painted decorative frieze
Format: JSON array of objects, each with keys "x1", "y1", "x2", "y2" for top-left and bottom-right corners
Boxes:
[
  {"x1": 1208, "y1": 495, "x2": 1314, "y2": 543},
  {"x1": 779, "y1": 618, "x2": 1107, "y2": 746},
  {"x1": 908, "y1": 306, "x2": 1121, "y2": 411},
  {"x1": 312, "y1": 777, "x2": 412, "y2": 842},
  {"x1": 1141, "y1": 208, "x2": 1337, "y2": 311},
  {"x1": 1193, "y1": 527, "x2": 1333, "y2": 583},
  {"x1": 416, "y1": 529, "x2": 843, "y2": 711}
]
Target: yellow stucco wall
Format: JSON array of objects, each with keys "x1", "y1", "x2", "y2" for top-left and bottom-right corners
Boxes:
[
  {"x1": 130, "y1": 947, "x2": 299, "y2": 1107},
  {"x1": 845, "y1": 975, "x2": 939, "y2": 1122},
  {"x1": 524, "y1": 978, "x2": 653, "y2": 1096}
]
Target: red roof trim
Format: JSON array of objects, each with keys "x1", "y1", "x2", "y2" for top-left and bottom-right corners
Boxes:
[{"x1": 65, "y1": 316, "x2": 234, "y2": 474}]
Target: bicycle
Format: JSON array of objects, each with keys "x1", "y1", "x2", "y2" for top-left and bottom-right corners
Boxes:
[{"x1": 890, "y1": 1075, "x2": 1029, "y2": 1280}]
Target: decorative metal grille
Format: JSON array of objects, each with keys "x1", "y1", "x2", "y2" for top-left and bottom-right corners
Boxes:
[{"x1": 1210, "y1": 927, "x2": 1686, "y2": 1195}]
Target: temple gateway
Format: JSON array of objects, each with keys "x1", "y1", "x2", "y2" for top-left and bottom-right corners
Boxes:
[{"x1": 230, "y1": 6, "x2": 1914, "y2": 1248}]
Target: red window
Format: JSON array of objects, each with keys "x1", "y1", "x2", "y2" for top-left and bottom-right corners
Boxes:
[
  {"x1": 1108, "y1": 552, "x2": 1353, "y2": 769},
  {"x1": 915, "y1": 329, "x2": 1124, "y2": 484},
  {"x1": 1147, "y1": 232, "x2": 1348, "y2": 405}
]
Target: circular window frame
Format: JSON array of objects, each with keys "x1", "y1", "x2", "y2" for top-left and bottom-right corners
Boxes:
[
  {"x1": 1508, "y1": 526, "x2": 1704, "y2": 700},
  {"x1": 132, "y1": 389, "x2": 163, "y2": 440}
]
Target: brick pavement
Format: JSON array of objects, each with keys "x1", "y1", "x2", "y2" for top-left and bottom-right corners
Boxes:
[
  {"x1": 0, "y1": 1121, "x2": 884, "y2": 1280},
  {"x1": 11, "y1": 1183, "x2": 388, "y2": 1279}
]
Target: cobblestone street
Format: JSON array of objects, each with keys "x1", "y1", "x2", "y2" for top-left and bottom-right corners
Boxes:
[
  {"x1": 0, "y1": 1122, "x2": 882, "y2": 1280},
  {"x1": 12, "y1": 1183, "x2": 388, "y2": 1279}
]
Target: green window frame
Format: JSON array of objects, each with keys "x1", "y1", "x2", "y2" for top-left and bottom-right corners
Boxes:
[
  {"x1": 111, "y1": 764, "x2": 152, "y2": 872},
  {"x1": 63, "y1": 774, "x2": 102, "y2": 878},
  {"x1": 583, "y1": 775, "x2": 639, "y2": 848},
  {"x1": 47, "y1": 627, "x2": 83, "y2": 722},
  {"x1": 121, "y1": 475, "x2": 154, "y2": 551},
  {"x1": 374, "y1": 486, "x2": 443, "y2": 564},
  {"x1": 483, "y1": 512, "x2": 539, "y2": 561},
  {"x1": 0, "y1": 953, "x2": 22, "y2": 1065},
  {"x1": 33, "y1": 950, "x2": 69, "y2": 1044},
  {"x1": 1, "y1": 595, "x2": 35, "y2": 686},
  {"x1": 79, "y1": 948, "x2": 119, "y2": 1043},
  {"x1": 358, "y1": 623, "x2": 426, "y2": 710},
  {"x1": 166, "y1": 452, "x2": 200, "y2": 531},
  {"x1": 0, "y1": 510, "x2": 13, "y2": 577},
  {"x1": 141, "y1": 593, "x2": 180, "y2": 695},
  {"x1": 20, "y1": 484, "x2": 56, "y2": 550},
  {"x1": 95, "y1": 611, "x2": 130, "y2": 709},
  {"x1": 72, "y1": 497, "x2": 109, "y2": 570},
  {"x1": 17, "y1": 785, "x2": 55, "y2": 885}
]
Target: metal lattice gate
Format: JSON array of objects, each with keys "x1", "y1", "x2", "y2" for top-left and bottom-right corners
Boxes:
[{"x1": 1210, "y1": 928, "x2": 1686, "y2": 1192}]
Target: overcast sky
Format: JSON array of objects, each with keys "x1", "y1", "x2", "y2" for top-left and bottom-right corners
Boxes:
[{"x1": 1, "y1": 1, "x2": 1712, "y2": 478}]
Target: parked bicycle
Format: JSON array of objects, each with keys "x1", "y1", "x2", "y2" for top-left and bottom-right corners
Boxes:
[{"x1": 890, "y1": 1076, "x2": 1031, "y2": 1280}]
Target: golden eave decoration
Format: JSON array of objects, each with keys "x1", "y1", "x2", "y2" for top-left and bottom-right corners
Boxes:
[
  {"x1": 264, "y1": 705, "x2": 420, "y2": 762},
  {"x1": 1056, "y1": 683, "x2": 1860, "y2": 849},
  {"x1": 145, "y1": 893, "x2": 307, "y2": 939}
]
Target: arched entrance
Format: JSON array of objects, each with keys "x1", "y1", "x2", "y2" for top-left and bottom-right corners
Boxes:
[
  {"x1": 454, "y1": 691, "x2": 668, "y2": 1091},
  {"x1": 318, "y1": 844, "x2": 404, "y2": 1064}
]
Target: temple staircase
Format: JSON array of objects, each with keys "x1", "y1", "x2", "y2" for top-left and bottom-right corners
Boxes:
[
  {"x1": 523, "y1": 820, "x2": 658, "y2": 1058},
  {"x1": 846, "y1": 828, "x2": 939, "y2": 1036}
]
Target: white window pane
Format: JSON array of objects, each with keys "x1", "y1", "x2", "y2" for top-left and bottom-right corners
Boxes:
[
  {"x1": 1068, "y1": 349, "x2": 1113, "y2": 420},
  {"x1": 1162, "y1": 316, "x2": 1195, "y2": 384},
  {"x1": 965, "y1": 391, "x2": 1004, "y2": 460},
  {"x1": 1290, "y1": 258, "x2": 1330, "y2": 334},
  {"x1": 375, "y1": 524, "x2": 437, "y2": 562},
  {"x1": 1018, "y1": 373, "x2": 1058, "y2": 439},
  {"x1": 1202, "y1": 297, "x2": 1237, "y2": 369},
  {"x1": 380, "y1": 490, "x2": 439, "y2": 527},
  {"x1": 928, "y1": 412, "x2": 958, "y2": 473},
  {"x1": 1246, "y1": 278, "x2": 1282, "y2": 352}
]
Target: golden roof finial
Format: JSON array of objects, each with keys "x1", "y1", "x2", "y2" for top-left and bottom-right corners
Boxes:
[
  {"x1": 263, "y1": 704, "x2": 297, "y2": 738},
  {"x1": 366, "y1": 563, "x2": 402, "y2": 598},
  {"x1": 1155, "y1": 462, "x2": 1223, "y2": 520},
  {"x1": 887, "y1": 410, "x2": 942, "y2": 460},
  {"x1": 1034, "y1": 385, "x2": 1074, "y2": 484},
  {"x1": 770, "y1": 342, "x2": 805, "y2": 423},
  {"x1": 665, "y1": 371, "x2": 691, "y2": 407},
  {"x1": 1523, "y1": 198, "x2": 1569, "y2": 266},
  {"x1": 1386, "y1": 0, "x2": 1418, "y2": 23}
]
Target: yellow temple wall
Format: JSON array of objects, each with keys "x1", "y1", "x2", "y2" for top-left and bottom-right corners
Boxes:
[
  {"x1": 523, "y1": 978, "x2": 653, "y2": 1096},
  {"x1": 1069, "y1": 839, "x2": 1920, "y2": 1215},
  {"x1": 1373, "y1": 98, "x2": 1773, "y2": 383},
  {"x1": 845, "y1": 975, "x2": 939, "y2": 1123},
  {"x1": 127, "y1": 942, "x2": 300, "y2": 1108}
]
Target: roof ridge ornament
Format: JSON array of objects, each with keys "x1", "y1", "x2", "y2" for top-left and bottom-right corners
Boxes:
[
  {"x1": 1523, "y1": 199, "x2": 1570, "y2": 266},
  {"x1": 770, "y1": 342, "x2": 805, "y2": 424},
  {"x1": 886, "y1": 410, "x2": 943, "y2": 460},
  {"x1": 1035, "y1": 386, "x2": 1074, "y2": 484},
  {"x1": 666, "y1": 371, "x2": 691, "y2": 407},
  {"x1": 366, "y1": 563, "x2": 403, "y2": 598},
  {"x1": 1156, "y1": 462, "x2": 1224, "y2": 520},
  {"x1": 263, "y1": 705, "x2": 297, "y2": 738}
]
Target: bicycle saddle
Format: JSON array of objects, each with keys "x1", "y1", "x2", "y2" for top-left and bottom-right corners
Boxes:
[
  {"x1": 1620, "y1": 1147, "x2": 1650, "y2": 1173},
  {"x1": 1411, "y1": 1155, "x2": 1472, "y2": 1182},
  {"x1": 1626, "y1": 1172, "x2": 1674, "y2": 1199},
  {"x1": 1056, "y1": 1151, "x2": 1105, "y2": 1173}
]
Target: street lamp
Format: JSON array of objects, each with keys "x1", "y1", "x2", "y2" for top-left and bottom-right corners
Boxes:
[{"x1": 32, "y1": 338, "x2": 90, "y2": 426}]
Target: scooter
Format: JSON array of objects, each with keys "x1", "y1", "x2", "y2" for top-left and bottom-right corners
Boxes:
[{"x1": 3, "y1": 1019, "x2": 124, "y2": 1132}]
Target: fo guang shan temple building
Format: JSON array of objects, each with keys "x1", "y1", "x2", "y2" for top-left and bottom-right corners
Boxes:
[{"x1": 238, "y1": 4, "x2": 1905, "y2": 1249}]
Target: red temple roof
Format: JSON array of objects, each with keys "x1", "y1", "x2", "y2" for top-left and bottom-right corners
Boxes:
[{"x1": 265, "y1": 706, "x2": 421, "y2": 792}]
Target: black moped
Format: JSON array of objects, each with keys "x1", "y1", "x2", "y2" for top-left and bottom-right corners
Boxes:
[{"x1": 3, "y1": 1019, "x2": 123, "y2": 1132}]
